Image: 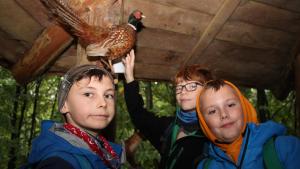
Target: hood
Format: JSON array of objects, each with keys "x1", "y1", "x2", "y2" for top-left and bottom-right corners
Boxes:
[
  {"x1": 208, "y1": 121, "x2": 286, "y2": 161},
  {"x1": 27, "y1": 120, "x2": 122, "y2": 168}
]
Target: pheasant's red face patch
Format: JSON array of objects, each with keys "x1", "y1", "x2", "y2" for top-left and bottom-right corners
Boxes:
[{"x1": 133, "y1": 11, "x2": 143, "y2": 20}]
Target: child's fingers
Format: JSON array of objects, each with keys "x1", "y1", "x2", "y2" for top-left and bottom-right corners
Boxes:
[
  {"x1": 122, "y1": 57, "x2": 126, "y2": 64},
  {"x1": 129, "y1": 49, "x2": 135, "y2": 63}
]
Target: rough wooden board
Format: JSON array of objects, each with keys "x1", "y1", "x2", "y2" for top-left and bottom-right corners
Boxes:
[
  {"x1": 124, "y1": 0, "x2": 213, "y2": 36},
  {"x1": 15, "y1": 0, "x2": 51, "y2": 27},
  {"x1": 254, "y1": 0, "x2": 300, "y2": 13},
  {"x1": 232, "y1": 1, "x2": 300, "y2": 33},
  {"x1": 137, "y1": 28, "x2": 198, "y2": 53},
  {"x1": 143, "y1": 0, "x2": 225, "y2": 15},
  {"x1": 134, "y1": 63, "x2": 178, "y2": 81},
  {"x1": 216, "y1": 20, "x2": 296, "y2": 50},
  {"x1": 135, "y1": 46, "x2": 185, "y2": 66},
  {"x1": 0, "y1": 30, "x2": 28, "y2": 67},
  {"x1": 193, "y1": 40, "x2": 289, "y2": 86},
  {"x1": 0, "y1": 0, "x2": 42, "y2": 42}
]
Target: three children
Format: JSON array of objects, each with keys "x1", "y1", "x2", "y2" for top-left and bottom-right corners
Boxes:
[{"x1": 26, "y1": 63, "x2": 300, "y2": 169}]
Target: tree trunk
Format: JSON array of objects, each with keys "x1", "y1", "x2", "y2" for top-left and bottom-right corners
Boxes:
[
  {"x1": 28, "y1": 79, "x2": 42, "y2": 148},
  {"x1": 146, "y1": 81, "x2": 153, "y2": 110},
  {"x1": 7, "y1": 85, "x2": 21, "y2": 169},
  {"x1": 17, "y1": 86, "x2": 28, "y2": 138},
  {"x1": 50, "y1": 92, "x2": 58, "y2": 120},
  {"x1": 257, "y1": 88, "x2": 269, "y2": 122}
]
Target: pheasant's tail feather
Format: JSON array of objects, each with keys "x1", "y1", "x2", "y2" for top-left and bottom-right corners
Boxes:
[{"x1": 41, "y1": 0, "x2": 88, "y2": 35}]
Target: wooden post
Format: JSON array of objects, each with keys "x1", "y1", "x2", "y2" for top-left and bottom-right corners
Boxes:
[
  {"x1": 11, "y1": 25, "x2": 73, "y2": 85},
  {"x1": 294, "y1": 53, "x2": 300, "y2": 136}
]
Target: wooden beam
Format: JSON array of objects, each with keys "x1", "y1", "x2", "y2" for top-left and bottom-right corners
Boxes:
[
  {"x1": 11, "y1": 25, "x2": 73, "y2": 85},
  {"x1": 182, "y1": 0, "x2": 241, "y2": 66}
]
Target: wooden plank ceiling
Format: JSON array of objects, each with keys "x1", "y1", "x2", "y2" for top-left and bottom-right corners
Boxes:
[{"x1": 0, "y1": 0, "x2": 299, "y2": 100}]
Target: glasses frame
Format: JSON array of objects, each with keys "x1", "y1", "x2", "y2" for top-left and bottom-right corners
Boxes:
[{"x1": 175, "y1": 81, "x2": 203, "y2": 94}]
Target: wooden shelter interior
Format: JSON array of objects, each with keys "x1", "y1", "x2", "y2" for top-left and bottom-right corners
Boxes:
[{"x1": 0, "y1": 0, "x2": 300, "y2": 132}]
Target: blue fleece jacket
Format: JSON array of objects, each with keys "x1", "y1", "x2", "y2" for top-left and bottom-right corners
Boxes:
[
  {"x1": 27, "y1": 120, "x2": 123, "y2": 169},
  {"x1": 197, "y1": 121, "x2": 300, "y2": 169}
]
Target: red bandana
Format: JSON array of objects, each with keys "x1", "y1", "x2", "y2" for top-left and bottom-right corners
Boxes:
[{"x1": 63, "y1": 123, "x2": 120, "y2": 169}]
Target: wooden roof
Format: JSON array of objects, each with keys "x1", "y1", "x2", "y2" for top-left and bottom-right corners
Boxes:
[{"x1": 0, "y1": 0, "x2": 299, "y2": 100}]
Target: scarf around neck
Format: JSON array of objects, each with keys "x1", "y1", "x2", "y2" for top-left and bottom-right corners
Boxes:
[
  {"x1": 176, "y1": 108, "x2": 198, "y2": 125},
  {"x1": 63, "y1": 123, "x2": 120, "y2": 169}
]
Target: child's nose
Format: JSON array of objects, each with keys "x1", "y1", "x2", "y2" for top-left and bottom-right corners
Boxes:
[
  {"x1": 96, "y1": 96, "x2": 107, "y2": 108},
  {"x1": 220, "y1": 109, "x2": 229, "y2": 120}
]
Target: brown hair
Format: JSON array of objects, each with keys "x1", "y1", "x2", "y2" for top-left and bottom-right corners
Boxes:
[
  {"x1": 174, "y1": 64, "x2": 214, "y2": 84},
  {"x1": 58, "y1": 64, "x2": 114, "y2": 112},
  {"x1": 203, "y1": 79, "x2": 226, "y2": 91}
]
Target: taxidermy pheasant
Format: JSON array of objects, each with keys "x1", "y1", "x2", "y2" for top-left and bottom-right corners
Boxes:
[{"x1": 41, "y1": 0, "x2": 144, "y2": 61}]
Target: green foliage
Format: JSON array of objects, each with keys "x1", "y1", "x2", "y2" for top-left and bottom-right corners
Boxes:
[
  {"x1": 266, "y1": 91, "x2": 296, "y2": 134},
  {"x1": 0, "y1": 66, "x2": 297, "y2": 169},
  {"x1": 140, "y1": 81, "x2": 176, "y2": 117},
  {"x1": 240, "y1": 87, "x2": 296, "y2": 135}
]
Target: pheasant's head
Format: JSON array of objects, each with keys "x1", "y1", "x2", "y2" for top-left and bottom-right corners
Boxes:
[{"x1": 128, "y1": 10, "x2": 145, "y2": 31}]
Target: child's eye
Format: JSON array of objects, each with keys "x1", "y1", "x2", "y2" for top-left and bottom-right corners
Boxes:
[
  {"x1": 83, "y1": 93, "x2": 93, "y2": 97},
  {"x1": 104, "y1": 93, "x2": 115, "y2": 99},
  {"x1": 228, "y1": 103, "x2": 236, "y2": 107},
  {"x1": 208, "y1": 109, "x2": 216, "y2": 115}
]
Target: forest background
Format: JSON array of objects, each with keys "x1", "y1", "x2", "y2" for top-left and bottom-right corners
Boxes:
[{"x1": 0, "y1": 66, "x2": 297, "y2": 169}]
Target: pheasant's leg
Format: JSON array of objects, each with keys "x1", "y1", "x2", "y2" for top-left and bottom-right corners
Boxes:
[
  {"x1": 109, "y1": 60, "x2": 113, "y2": 74},
  {"x1": 98, "y1": 58, "x2": 110, "y2": 69}
]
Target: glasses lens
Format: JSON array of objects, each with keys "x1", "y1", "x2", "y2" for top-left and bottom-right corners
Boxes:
[
  {"x1": 176, "y1": 86, "x2": 183, "y2": 94},
  {"x1": 186, "y1": 83, "x2": 197, "y2": 91}
]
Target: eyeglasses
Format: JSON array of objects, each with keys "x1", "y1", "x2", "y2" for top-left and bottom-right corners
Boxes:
[{"x1": 175, "y1": 82, "x2": 203, "y2": 94}]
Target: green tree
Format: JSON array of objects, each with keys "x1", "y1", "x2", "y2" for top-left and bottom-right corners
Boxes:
[{"x1": 0, "y1": 66, "x2": 297, "y2": 169}]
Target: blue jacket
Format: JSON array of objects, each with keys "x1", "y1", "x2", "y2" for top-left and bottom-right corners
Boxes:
[
  {"x1": 27, "y1": 120, "x2": 123, "y2": 169},
  {"x1": 197, "y1": 121, "x2": 300, "y2": 169}
]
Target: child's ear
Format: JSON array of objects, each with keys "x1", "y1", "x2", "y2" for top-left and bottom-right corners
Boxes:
[{"x1": 60, "y1": 102, "x2": 69, "y2": 114}]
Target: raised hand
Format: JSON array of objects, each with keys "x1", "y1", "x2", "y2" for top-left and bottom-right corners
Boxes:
[{"x1": 123, "y1": 49, "x2": 135, "y2": 83}]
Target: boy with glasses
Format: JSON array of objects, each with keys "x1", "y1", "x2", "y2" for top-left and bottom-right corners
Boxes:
[{"x1": 123, "y1": 50, "x2": 214, "y2": 169}]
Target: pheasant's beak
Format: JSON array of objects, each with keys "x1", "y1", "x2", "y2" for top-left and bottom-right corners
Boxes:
[{"x1": 141, "y1": 15, "x2": 146, "y2": 18}]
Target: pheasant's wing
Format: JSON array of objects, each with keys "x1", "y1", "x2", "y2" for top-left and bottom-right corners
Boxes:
[
  {"x1": 85, "y1": 25, "x2": 136, "y2": 59},
  {"x1": 41, "y1": 0, "x2": 108, "y2": 45}
]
